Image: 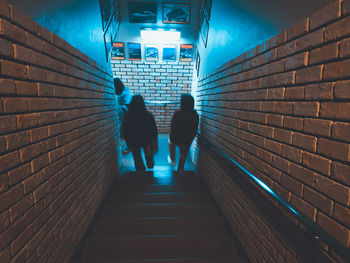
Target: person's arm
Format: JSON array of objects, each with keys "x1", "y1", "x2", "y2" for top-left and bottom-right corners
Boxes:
[
  {"x1": 190, "y1": 111, "x2": 199, "y2": 141},
  {"x1": 170, "y1": 111, "x2": 177, "y2": 143}
]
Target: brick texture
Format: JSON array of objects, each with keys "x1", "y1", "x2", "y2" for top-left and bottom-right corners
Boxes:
[
  {"x1": 192, "y1": 1, "x2": 350, "y2": 263},
  {"x1": 111, "y1": 60, "x2": 194, "y2": 133},
  {"x1": 0, "y1": 2, "x2": 120, "y2": 263}
]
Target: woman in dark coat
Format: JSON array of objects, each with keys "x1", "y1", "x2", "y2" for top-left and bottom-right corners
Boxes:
[
  {"x1": 124, "y1": 95, "x2": 158, "y2": 171},
  {"x1": 168, "y1": 94, "x2": 199, "y2": 171}
]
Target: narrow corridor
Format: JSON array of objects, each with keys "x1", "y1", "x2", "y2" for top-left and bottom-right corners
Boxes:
[{"x1": 0, "y1": 0, "x2": 349, "y2": 263}]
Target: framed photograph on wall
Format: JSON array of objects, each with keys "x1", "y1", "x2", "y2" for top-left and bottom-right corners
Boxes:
[
  {"x1": 201, "y1": 0, "x2": 212, "y2": 20},
  {"x1": 195, "y1": 48, "x2": 200, "y2": 77},
  {"x1": 99, "y1": 0, "x2": 111, "y2": 31},
  {"x1": 110, "y1": 6, "x2": 120, "y2": 43},
  {"x1": 128, "y1": 1, "x2": 157, "y2": 23},
  {"x1": 162, "y1": 2, "x2": 190, "y2": 24},
  {"x1": 162, "y1": 44, "x2": 176, "y2": 61},
  {"x1": 111, "y1": 42, "x2": 125, "y2": 60},
  {"x1": 145, "y1": 44, "x2": 159, "y2": 61},
  {"x1": 103, "y1": 25, "x2": 113, "y2": 61},
  {"x1": 199, "y1": 8, "x2": 209, "y2": 47},
  {"x1": 179, "y1": 44, "x2": 193, "y2": 61},
  {"x1": 128, "y1": 43, "x2": 141, "y2": 60}
]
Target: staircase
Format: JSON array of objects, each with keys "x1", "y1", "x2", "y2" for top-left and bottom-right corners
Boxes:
[{"x1": 77, "y1": 170, "x2": 249, "y2": 263}]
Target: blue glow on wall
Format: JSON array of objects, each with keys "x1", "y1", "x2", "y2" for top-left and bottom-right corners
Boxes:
[{"x1": 8, "y1": 0, "x2": 108, "y2": 69}]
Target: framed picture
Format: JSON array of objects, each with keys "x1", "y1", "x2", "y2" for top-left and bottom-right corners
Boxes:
[
  {"x1": 145, "y1": 44, "x2": 159, "y2": 61},
  {"x1": 128, "y1": 2, "x2": 157, "y2": 23},
  {"x1": 111, "y1": 42, "x2": 125, "y2": 60},
  {"x1": 179, "y1": 44, "x2": 193, "y2": 62},
  {"x1": 201, "y1": 0, "x2": 212, "y2": 20},
  {"x1": 163, "y1": 2, "x2": 190, "y2": 24},
  {"x1": 110, "y1": 5, "x2": 120, "y2": 43},
  {"x1": 128, "y1": 43, "x2": 141, "y2": 60},
  {"x1": 163, "y1": 44, "x2": 176, "y2": 61},
  {"x1": 103, "y1": 25, "x2": 113, "y2": 61},
  {"x1": 199, "y1": 8, "x2": 209, "y2": 47},
  {"x1": 99, "y1": 0, "x2": 111, "y2": 31},
  {"x1": 195, "y1": 49, "x2": 200, "y2": 77}
]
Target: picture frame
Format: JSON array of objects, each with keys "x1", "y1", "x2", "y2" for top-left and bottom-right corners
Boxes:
[
  {"x1": 100, "y1": 0, "x2": 119, "y2": 32},
  {"x1": 162, "y1": 2, "x2": 190, "y2": 24},
  {"x1": 111, "y1": 42, "x2": 125, "y2": 60},
  {"x1": 162, "y1": 44, "x2": 176, "y2": 61},
  {"x1": 145, "y1": 44, "x2": 159, "y2": 61},
  {"x1": 103, "y1": 25, "x2": 113, "y2": 61},
  {"x1": 109, "y1": 4, "x2": 120, "y2": 43},
  {"x1": 99, "y1": 0, "x2": 111, "y2": 32},
  {"x1": 128, "y1": 43, "x2": 142, "y2": 60},
  {"x1": 179, "y1": 44, "x2": 193, "y2": 62},
  {"x1": 128, "y1": 1, "x2": 157, "y2": 23},
  {"x1": 201, "y1": 0, "x2": 212, "y2": 20},
  {"x1": 195, "y1": 48, "x2": 200, "y2": 77},
  {"x1": 199, "y1": 8, "x2": 209, "y2": 47}
]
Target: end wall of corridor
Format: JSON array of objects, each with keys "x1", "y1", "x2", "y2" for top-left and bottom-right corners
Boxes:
[
  {"x1": 0, "y1": 1, "x2": 121, "y2": 262},
  {"x1": 192, "y1": 0, "x2": 350, "y2": 262}
]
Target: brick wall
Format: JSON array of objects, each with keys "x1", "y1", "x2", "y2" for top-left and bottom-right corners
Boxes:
[
  {"x1": 0, "y1": 1, "x2": 120, "y2": 263},
  {"x1": 112, "y1": 60, "x2": 194, "y2": 133},
  {"x1": 192, "y1": 0, "x2": 350, "y2": 262}
]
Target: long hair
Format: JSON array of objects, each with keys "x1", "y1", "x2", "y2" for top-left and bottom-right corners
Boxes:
[
  {"x1": 114, "y1": 78, "x2": 125, "y2": 95},
  {"x1": 128, "y1": 95, "x2": 147, "y2": 116},
  {"x1": 180, "y1": 94, "x2": 194, "y2": 111}
]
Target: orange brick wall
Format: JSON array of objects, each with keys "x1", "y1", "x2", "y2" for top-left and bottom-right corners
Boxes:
[
  {"x1": 192, "y1": 0, "x2": 350, "y2": 262},
  {"x1": 0, "y1": 1, "x2": 121, "y2": 262}
]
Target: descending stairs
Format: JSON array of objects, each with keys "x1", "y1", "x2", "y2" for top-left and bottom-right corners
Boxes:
[{"x1": 77, "y1": 170, "x2": 249, "y2": 263}]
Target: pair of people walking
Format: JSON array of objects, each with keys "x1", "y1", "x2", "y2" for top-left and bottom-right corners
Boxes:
[{"x1": 122, "y1": 93, "x2": 199, "y2": 172}]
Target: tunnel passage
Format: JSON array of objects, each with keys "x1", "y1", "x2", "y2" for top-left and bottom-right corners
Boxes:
[{"x1": 1, "y1": 0, "x2": 350, "y2": 263}]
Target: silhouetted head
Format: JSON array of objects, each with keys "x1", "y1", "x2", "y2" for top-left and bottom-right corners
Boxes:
[
  {"x1": 180, "y1": 94, "x2": 194, "y2": 111},
  {"x1": 129, "y1": 95, "x2": 146, "y2": 114},
  {"x1": 114, "y1": 78, "x2": 125, "y2": 95}
]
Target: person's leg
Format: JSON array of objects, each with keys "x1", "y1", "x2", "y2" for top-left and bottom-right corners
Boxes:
[
  {"x1": 131, "y1": 147, "x2": 146, "y2": 171},
  {"x1": 168, "y1": 139, "x2": 176, "y2": 166},
  {"x1": 144, "y1": 144, "x2": 155, "y2": 169},
  {"x1": 178, "y1": 144, "x2": 190, "y2": 171}
]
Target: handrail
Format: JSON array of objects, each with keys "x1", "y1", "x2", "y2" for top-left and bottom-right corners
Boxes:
[{"x1": 196, "y1": 133, "x2": 350, "y2": 262}]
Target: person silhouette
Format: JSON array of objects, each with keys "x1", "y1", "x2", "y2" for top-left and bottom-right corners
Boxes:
[
  {"x1": 114, "y1": 78, "x2": 132, "y2": 153},
  {"x1": 124, "y1": 95, "x2": 158, "y2": 171},
  {"x1": 168, "y1": 94, "x2": 199, "y2": 171}
]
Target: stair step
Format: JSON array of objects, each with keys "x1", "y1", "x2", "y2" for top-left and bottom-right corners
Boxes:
[
  {"x1": 110, "y1": 184, "x2": 208, "y2": 194},
  {"x1": 113, "y1": 172, "x2": 202, "y2": 186},
  {"x1": 101, "y1": 203, "x2": 218, "y2": 217},
  {"x1": 93, "y1": 217, "x2": 227, "y2": 235},
  {"x1": 82, "y1": 258, "x2": 248, "y2": 263},
  {"x1": 82, "y1": 234, "x2": 237, "y2": 261},
  {"x1": 106, "y1": 192, "x2": 212, "y2": 204}
]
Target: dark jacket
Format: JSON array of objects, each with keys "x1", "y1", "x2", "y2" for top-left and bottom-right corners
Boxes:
[
  {"x1": 124, "y1": 110, "x2": 158, "y2": 148},
  {"x1": 170, "y1": 109, "x2": 199, "y2": 146}
]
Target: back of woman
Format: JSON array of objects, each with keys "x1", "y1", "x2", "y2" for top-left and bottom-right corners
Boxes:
[
  {"x1": 123, "y1": 95, "x2": 158, "y2": 171},
  {"x1": 124, "y1": 109, "x2": 157, "y2": 148}
]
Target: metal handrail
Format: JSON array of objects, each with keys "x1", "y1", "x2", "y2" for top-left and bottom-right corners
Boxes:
[{"x1": 196, "y1": 133, "x2": 350, "y2": 262}]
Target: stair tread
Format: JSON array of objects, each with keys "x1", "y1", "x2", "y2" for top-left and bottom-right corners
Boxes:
[
  {"x1": 82, "y1": 258, "x2": 248, "y2": 263},
  {"x1": 82, "y1": 234, "x2": 238, "y2": 260},
  {"x1": 93, "y1": 217, "x2": 227, "y2": 235},
  {"x1": 100, "y1": 203, "x2": 218, "y2": 217},
  {"x1": 106, "y1": 192, "x2": 212, "y2": 204}
]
